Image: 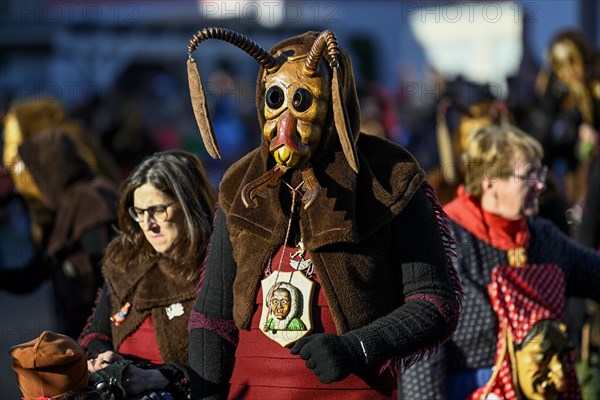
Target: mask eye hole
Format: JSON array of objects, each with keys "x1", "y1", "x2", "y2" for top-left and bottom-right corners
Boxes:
[
  {"x1": 266, "y1": 86, "x2": 284, "y2": 109},
  {"x1": 292, "y1": 88, "x2": 312, "y2": 112}
]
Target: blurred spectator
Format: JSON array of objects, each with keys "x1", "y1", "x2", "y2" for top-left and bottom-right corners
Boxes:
[
  {"x1": 426, "y1": 80, "x2": 499, "y2": 205},
  {"x1": 534, "y1": 30, "x2": 600, "y2": 209},
  {"x1": 402, "y1": 124, "x2": 600, "y2": 400},
  {"x1": 574, "y1": 102, "x2": 600, "y2": 400},
  {"x1": 1, "y1": 120, "x2": 117, "y2": 338},
  {"x1": 577, "y1": 50, "x2": 600, "y2": 250},
  {"x1": 3, "y1": 99, "x2": 121, "y2": 184},
  {"x1": 357, "y1": 83, "x2": 401, "y2": 143},
  {"x1": 577, "y1": 152, "x2": 600, "y2": 249},
  {"x1": 535, "y1": 35, "x2": 600, "y2": 400}
]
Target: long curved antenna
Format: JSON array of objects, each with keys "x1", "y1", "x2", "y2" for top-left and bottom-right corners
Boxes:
[{"x1": 187, "y1": 27, "x2": 281, "y2": 159}]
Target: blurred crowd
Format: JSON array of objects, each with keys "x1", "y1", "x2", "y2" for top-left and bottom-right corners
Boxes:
[{"x1": 1, "y1": 25, "x2": 600, "y2": 399}]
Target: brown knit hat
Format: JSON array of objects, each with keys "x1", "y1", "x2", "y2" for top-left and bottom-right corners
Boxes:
[{"x1": 10, "y1": 331, "x2": 89, "y2": 400}]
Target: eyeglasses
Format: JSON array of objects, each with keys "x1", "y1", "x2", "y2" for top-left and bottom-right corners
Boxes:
[
  {"x1": 128, "y1": 202, "x2": 176, "y2": 223},
  {"x1": 512, "y1": 165, "x2": 548, "y2": 184}
]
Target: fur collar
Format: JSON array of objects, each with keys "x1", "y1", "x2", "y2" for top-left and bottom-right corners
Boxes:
[
  {"x1": 219, "y1": 134, "x2": 424, "y2": 249},
  {"x1": 104, "y1": 256, "x2": 197, "y2": 310}
]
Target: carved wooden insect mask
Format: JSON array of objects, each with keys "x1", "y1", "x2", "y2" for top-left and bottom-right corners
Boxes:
[
  {"x1": 187, "y1": 28, "x2": 360, "y2": 209},
  {"x1": 261, "y1": 49, "x2": 331, "y2": 169}
]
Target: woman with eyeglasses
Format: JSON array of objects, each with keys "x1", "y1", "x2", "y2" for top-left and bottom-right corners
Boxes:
[
  {"x1": 78, "y1": 150, "x2": 217, "y2": 400},
  {"x1": 401, "y1": 124, "x2": 600, "y2": 400}
]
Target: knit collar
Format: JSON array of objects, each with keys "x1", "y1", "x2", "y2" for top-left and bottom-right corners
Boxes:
[{"x1": 444, "y1": 185, "x2": 529, "y2": 251}]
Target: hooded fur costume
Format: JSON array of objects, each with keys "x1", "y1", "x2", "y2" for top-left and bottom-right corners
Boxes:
[
  {"x1": 188, "y1": 31, "x2": 462, "y2": 399},
  {"x1": 1, "y1": 129, "x2": 117, "y2": 338}
]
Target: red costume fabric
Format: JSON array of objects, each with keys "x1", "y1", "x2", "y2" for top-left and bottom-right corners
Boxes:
[
  {"x1": 229, "y1": 243, "x2": 396, "y2": 399},
  {"x1": 118, "y1": 316, "x2": 163, "y2": 365}
]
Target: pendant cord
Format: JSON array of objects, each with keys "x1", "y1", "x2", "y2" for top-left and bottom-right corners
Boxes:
[
  {"x1": 263, "y1": 181, "x2": 304, "y2": 331},
  {"x1": 273, "y1": 181, "x2": 304, "y2": 284}
]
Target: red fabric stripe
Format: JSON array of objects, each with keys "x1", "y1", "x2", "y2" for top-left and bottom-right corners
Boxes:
[{"x1": 118, "y1": 316, "x2": 162, "y2": 365}]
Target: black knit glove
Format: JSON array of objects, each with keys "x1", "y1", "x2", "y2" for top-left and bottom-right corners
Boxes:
[{"x1": 290, "y1": 333, "x2": 366, "y2": 383}]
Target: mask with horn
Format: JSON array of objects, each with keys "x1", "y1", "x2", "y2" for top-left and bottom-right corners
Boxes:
[{"x1": 187, "y1": 28, "x2": 359, "y2": 209}]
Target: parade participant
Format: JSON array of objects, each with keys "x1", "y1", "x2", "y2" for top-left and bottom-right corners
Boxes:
[
  {"x1": 535, "y1": 30, "x2": 600, "y2": 207},
  {"x1": 186, "y1": 28, "x2": 462, "y2": 399},
  {"x1": 79, "y1": 150, "x2": 216, "y2": 399},
  {"x1": 1, "y1": 126, "x2": 117, "y2": 338},
  {"x1": 401, "y1": 124, "x2": 600, "y2": 399}
]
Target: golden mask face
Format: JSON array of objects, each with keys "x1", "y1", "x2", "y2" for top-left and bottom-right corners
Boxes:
[
  {"x1": 3, "y1": 112, "x2": 44, "y2": 202},
  {"x1": 262, "y1": 53, "x2": 330, "y2": 168},
  {"x1": 550, "y1": 39, "x2": 584, "y2": 86},
  {"x1": 514, "y1": 321, "x2": 570, "y2": 400},
  {"x1": 9, "y1": 156, "x2": 44, "y2": 203},
  {"x1": 3, "y1": 111, "x2": 22, "y2": 166},
  {"x1": 457, "y1": 115, "x2": 493, "y2": 155}
]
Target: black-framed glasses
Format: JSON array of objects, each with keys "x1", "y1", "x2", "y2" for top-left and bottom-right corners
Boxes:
[
  {"x1": 513, "y1": 165, "x2": 548, "y2": 184},
  {"x1": 128, "y1": 202, "x2": 176, "y2": 223}
]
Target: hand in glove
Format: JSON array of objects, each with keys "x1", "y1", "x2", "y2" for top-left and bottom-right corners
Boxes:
[{"x1": 290, "y1": 333, "x2": 366, "y2": 383}]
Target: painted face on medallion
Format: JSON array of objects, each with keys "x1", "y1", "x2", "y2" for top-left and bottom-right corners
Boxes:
[{"x1": 270, "y1": 288, "x2": 291, "y2": 320}]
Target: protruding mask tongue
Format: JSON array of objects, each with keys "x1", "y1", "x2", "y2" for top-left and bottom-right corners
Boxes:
[{"x1": 270, "y1": 111, "x2": 309, "y2": 167}]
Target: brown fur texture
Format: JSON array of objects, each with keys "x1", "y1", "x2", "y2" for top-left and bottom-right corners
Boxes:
[
  {"x1": 220, "y1": 133, "x2": 424, "y2": 332},
  {"x1": 103, "y1": 257, "x2": 196, "y2": 364},
  {"x1": 215, "y1": 31, "x2": 426, "y2": 333}
]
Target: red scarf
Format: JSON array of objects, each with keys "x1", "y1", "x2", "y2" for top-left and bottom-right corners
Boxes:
[{"x1": 444, "y1": 185, "x2": 529, "y2": 251}]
